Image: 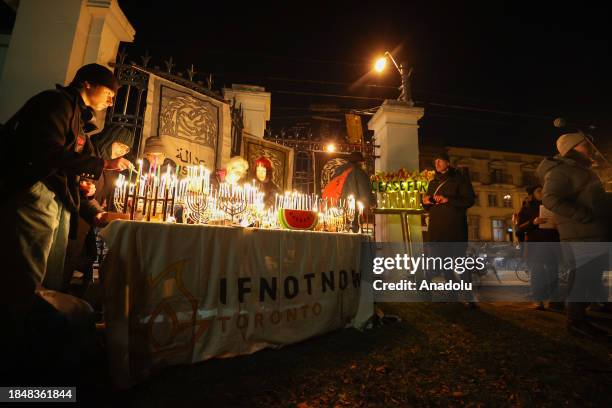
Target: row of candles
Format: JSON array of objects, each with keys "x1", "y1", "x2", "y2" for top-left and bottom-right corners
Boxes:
[
  {"x1": 113, "y1": 163, "x2": 366, "y2": 232},
  {"x1": 272, "y1": 193, "x2": 364, "y2": 216}
]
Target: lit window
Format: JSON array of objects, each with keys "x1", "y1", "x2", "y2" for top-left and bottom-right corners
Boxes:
[{"x1": 503, "y1": 194, "x2": 512, "y2": 208}]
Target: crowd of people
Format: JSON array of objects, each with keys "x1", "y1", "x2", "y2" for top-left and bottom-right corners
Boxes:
[
  {"x1": 422, "y1": 135, "x2": 611, "y2": 339},
  {"x1": 1, "y1": 62, "x2": 610, "y2": 386}
]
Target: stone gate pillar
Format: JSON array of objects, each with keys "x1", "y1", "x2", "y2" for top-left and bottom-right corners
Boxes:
[
  {"x1": 223, "y1": 84, "x2": 271, "y2": 139},
  {"x1": 0, "y1": 0, "x2": 135, "y2": 122},
  {"x1": 368, "y1": 100, "x2": 424, "y2": 243}
]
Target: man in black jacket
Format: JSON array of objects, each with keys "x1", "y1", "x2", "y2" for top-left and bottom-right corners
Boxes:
[
  {"x1": 422, "y1": 151, "x2": 477, "y2": 306},
  {"x1": 0, "y1": 64, "x2": 132, "y2": 325}
]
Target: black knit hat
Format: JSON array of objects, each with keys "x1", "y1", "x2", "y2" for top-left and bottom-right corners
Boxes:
[
  {"x1": 433, "y1": 151, "x2": 450, "y2": 162},
  {"x1": 92, "y1": 125, "x2": 135, "y2": 160},
  {"x1": 526, "y1": 185, "x2": 542, "y2": 196},
  {"x1": 69, "y1": 63, "x2": 119, "y2": 92},
  {"x1": 348, "y1": 151, "x2": 364, "y2": 163}
]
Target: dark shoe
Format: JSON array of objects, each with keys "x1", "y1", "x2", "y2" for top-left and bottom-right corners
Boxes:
[
  {"x1": 567, "y1": 320, "x2": 611, "y2": 340},
  {"x1": 532, "y1": 302, "x2": 546, "y2": 311},
  {"x1": 588, "y1": 303, "x2": 612, "y2": 314},
  {"x1": 547, "y1": 301, "x2": 565, "y2": 312}
]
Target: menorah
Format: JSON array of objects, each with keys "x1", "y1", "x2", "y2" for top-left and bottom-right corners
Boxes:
[
  {"x1": 218, "y1": 194, "x2": 248, "y2": 224},
  {"x1": 185, "y1": 189, "x2": 210, "y2": 224},
  {"x1": 113, "y1": 183, "x2": 129, "y2": 213},
  {"x1": 112, "y1": 174, "x2": 176, "y2": 222}
]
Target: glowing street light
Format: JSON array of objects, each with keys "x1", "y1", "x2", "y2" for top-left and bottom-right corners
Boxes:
[
  {"x1": 374, "y1": 51, "x2": 414, "y2": 106},
  {"x1": 325, "y1": 143, "x2": 336, "y2": 153},
  {"x1": 374, "y1": 57, "x2": 387, "y2": 72}
]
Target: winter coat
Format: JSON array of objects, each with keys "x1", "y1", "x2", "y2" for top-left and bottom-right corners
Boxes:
[
  {"x1": 537, "y1": 151, "x2": 610, "y2": 242},
  {"x1": 1, "y1": 85, "x2": 105, "y2": 213},
  {"x1": 516, "y1": 199, "x2": 560, "y2": 242},
  {"x1": 423, "y1": 167, "x2": 475, "y2": 242}
]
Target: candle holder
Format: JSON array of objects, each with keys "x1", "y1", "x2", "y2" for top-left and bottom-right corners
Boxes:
[
  {"x1": 344, "y1": 197, "x2": 356, "y2": 233},
  {"x1": 185, "y1": 189, "x2": 210, "y2": 224},
  {"x1": 218, "y1": 194, "x2": 248, "y2": 225},
  {"x1": 113, "y1": 183, "x2": 127, "y2": 213}
]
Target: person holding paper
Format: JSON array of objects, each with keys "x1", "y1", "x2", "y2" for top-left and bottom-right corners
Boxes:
[
  {"x1": 517, "y1": 185, "x2": 561, "y2": 311},
  {"x1": 422, "y1": 151, "x2": 477, "y2": 308}
]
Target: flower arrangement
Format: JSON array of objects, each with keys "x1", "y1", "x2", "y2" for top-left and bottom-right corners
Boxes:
[{"x1": 370, "y1": 169, "x2": 435, "y2": 209}]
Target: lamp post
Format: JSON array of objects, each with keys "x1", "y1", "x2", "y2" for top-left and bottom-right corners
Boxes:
[{"x1": 375, "y1": 51, "x2": 414, "y2": 106}]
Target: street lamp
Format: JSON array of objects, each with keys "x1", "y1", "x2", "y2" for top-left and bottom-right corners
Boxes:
[{"x1": 374, "y1": 51, "x2": 414, "y2": 106}]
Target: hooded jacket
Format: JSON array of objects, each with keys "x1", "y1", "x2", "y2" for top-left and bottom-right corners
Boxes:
[
  {"x1": 323, "y1": 161, "x2": 374, "y2": 206},
  {"x1": 1, "y1": 85, "x2": 105, "y2": 213},
  {"x1": 536, "y1": 151, "x2": 609, "y2": 241}
]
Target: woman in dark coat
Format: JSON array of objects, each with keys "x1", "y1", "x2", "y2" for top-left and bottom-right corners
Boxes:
[
  {"x1": 422, "y1": 152, "x2": 476, "y2": 306},
  {"x1": 62, "y1": 125, "x2": 135, "y2": 291},
  {"x1": 517, "y1": 185, "x2": 562, "y2": 311},
  {"x1": 423, "y1": 152, "x2": 475, "y2": 243}
]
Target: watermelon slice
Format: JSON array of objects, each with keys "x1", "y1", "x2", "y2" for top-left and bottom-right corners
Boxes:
[{"x1": 278, "y1": 209, "x2": 318, "y2": 230}]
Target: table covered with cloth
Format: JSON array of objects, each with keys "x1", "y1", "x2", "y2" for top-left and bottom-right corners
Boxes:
[{"x1": 99, "y1": 220, "x2": 373, "y2": 388}]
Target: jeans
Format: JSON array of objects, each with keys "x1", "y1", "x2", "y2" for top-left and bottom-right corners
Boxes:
[{"x1": 0, "y1": 182, "x2": 71, "y2": 296}]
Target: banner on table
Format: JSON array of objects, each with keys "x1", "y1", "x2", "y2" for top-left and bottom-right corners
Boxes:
[
  {"x1": 100, "y1": 222, "x2": 372, "y2": 388},
  {"x1": 140, "y1": 74, "x2": 231, "y2": 170}
]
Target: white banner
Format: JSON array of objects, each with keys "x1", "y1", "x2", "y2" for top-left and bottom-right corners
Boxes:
[
  {"x1": 100, "y1": 221, "x2": 372, "y2": 388},
  {"x1": 140, "y1": 74, "x2": 232, "y2": 170}
]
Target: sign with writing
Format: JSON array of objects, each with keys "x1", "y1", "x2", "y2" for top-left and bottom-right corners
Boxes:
[
  {"x1": 371, "y1": 179, "x2": 429, "y2": 193},
  {"x1": 100, "y1": 222, "x2": 371, "y2": 388},
  {"x1": 140, "y1": 74, "x2": 231, "y2": 170}
]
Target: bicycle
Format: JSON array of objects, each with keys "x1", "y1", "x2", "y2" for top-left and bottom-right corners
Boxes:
[
  {"x1": 514, "y1": 258, "x2": 530, "y2": 282},
  {"x1": 467, "y1": 242, "x2": 502, "y2": 284},
  {"x1": 514, "y1": 255, "x2": 571, "y2": 284}
]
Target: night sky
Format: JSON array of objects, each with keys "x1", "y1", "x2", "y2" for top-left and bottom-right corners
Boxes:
[{"x1": 2, "y1": 1, "x2": 611, "y2": 155}]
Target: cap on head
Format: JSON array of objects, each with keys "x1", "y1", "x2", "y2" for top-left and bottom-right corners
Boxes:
[
  {"x1": 92, "y1": 125, "x2": 135, "y2": 160},
  {"x1": 525, "y1": 185, "x2": 542, "y2": 196},
  {"x1": 348, "y1": 151, "x2": 364, "y2": 163},
  {"x1": 433, "y1": 151, "x2": 450, "y2": 163},
  {"x1": 70, "y1": 63, "x2": 119, "y2": 93},
  {"x1": 143, "y1": 136, "x2": 165, "y2": 155},
  {"x1": 556, "y1": 132, "x2": 586, "y2": 156}
]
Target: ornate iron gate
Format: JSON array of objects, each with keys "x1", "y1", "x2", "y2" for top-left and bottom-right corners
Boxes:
[
  {"x1": 107, "y1": 50, "x2": 375, "y2": 192},
  {"x1": 106, "y1": 51, "x2": 244, "y2": 157},
  {"x1": 263, "y1": 134, "x2": 376, "y2": 194}
]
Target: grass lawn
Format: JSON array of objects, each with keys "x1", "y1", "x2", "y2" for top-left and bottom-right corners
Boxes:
[{"x1": 85, "y1": 303, "x2": 611, "y2": 407}]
